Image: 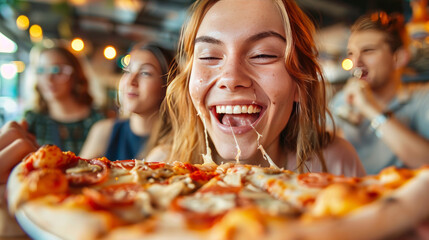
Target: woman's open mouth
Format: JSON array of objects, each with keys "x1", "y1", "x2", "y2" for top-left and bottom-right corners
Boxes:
[{"x1": 212, "y1": 104, "x2": 263, "y2": 128}]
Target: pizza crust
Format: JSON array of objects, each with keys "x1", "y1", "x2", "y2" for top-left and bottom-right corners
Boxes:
[
  {"x1": 7, "y1": 162, "x2": 29, "y2": 214},
  {"x1": 271, "y1": 169, "x2": 429, "y2": 240},
  {"x1": 17, "y1": 200, "x2": 116, "y2": 240},
  {"x1": 7, "y1": 162, "x2": 117, "y2": 240},
  {"x1": 103, "y1": 213, "x2": 203, "y2": 240}
]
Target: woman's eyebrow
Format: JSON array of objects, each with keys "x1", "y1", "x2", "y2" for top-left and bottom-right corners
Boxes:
[
  {"x1": 195, "y1": 36, "x2": 223, "y2": 45},
  {"x1": 195, "y1": 31, "x2": 285, "y2": 45},
  {"x1": 247, "y1": 31, "x2": 286, "y2": 43}
]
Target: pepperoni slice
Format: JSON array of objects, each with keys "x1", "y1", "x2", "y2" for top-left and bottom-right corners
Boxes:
[
  {"x1": 66, "y1": 159, "x2": 109, "y2": 186},
  {"x1": 189, "y1": 170, "x2": 219, "y2": 182},
  {"x1": 83, "y1": 183, "x2": 143, "y2": 208}
]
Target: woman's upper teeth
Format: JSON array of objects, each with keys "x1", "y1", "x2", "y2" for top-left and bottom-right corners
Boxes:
[{"x1": 216, "y1": 105, "x2": 261, "y2": 114}]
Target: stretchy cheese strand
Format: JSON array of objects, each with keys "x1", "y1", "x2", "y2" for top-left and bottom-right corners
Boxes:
[
  {"x1": 198, "y1": 111, "x2": 215, "y2": 164},
  {"x1": 228, "y1": 120, "x2": 241, "y2": 164},
  {"x1": 251, "y1": 125, "x2": 279, "y2": 169}
]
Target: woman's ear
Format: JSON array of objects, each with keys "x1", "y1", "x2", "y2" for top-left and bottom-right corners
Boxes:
[{"x1": 394, "y1": 47, "x2": 410, "y2": 69}]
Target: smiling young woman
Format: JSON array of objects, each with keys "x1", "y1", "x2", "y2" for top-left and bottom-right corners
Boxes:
[
  {"x1": 149, "y1": 0, "x2": 365, "y2": 177},
  {"x1": 79, "y1": 42, "x2": 175, "y2": 161}
]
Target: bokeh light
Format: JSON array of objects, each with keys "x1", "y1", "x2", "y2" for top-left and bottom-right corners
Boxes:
[
  {"x1": 104, "y1": 46, "x2": 117, "y2": 60},
  {"x1": 29, "y1": 24, "x2": 43, "y2": 42},
  {"x1": 16, "y1": 15, "x2": 30, "y2": 30},
  {"x1": 0, "y1": 63, "x2": 18, "y2": 79},
  {"x1": 341, "y1": 58, "x2": 354, "y2": 71},
  {"x1": 122, "y1": 54, "x2": 131, "y2": 67},
  {"x1": 71, "y1": 38, "x2": 85, "y2": 52},
  {"x1": 13, "y1": 61, "x2": 26, "y2": 73}
]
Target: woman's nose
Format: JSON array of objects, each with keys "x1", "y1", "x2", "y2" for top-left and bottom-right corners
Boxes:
[
  {"x1": 127, "y1": 73, "x2": 139, "y2": 86},
  {"x1": 217, "y1": 57, "x2": 252, "y2": 91}
]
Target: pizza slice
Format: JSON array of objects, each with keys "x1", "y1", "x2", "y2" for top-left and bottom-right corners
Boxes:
[{"x1": 6, "y1": 144, "x2": 429, "y2": 240}]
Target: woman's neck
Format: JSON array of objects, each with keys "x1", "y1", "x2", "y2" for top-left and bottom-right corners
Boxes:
[
  {"x1": 129, "y1": 112, "x2": 159, "y2": 136},
  {"x1": 48, "y1": 98, "x2": 90, "y2": 122}
]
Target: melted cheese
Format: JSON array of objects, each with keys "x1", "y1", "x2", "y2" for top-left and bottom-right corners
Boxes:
[
  {"x1": 147, "y1": 181, "x2": 185, "y2": 209},
  {"x1": 251, "y1": 125, "x2": 279, "y2": 169},
  {"x1": 130, "y1": 159, "x2": 146, "y2": 183},
  {"x1": 179, "y1": 192, "x2": 236, "y2": 215},
  {"x1": 199, "y1": 111, "x2": 215, "y2": 164},
  {"x1": 65, "y1": 160, "x2": 102, "y2": 174},
  {"x1": 134, "y1": 191, "x2": 154, "y2": 217},
  {"x1": 246, "y1": 167, "x2": 320, "y2": 209},
  {"x1": 229, "y1": 124, "x2": 241, "y2": 164},
  {"x1": 240, "y1": 186, "x2": 297, "y2": 216}
]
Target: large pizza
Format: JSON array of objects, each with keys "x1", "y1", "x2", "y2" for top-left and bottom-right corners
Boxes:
[{"x1": 6, "y1": 144, "x2": 429, "y2": 240}]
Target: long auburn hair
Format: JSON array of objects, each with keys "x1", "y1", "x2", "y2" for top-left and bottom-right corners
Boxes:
[
  {"x1": 31, "y1": 44, "x2": 93, "y2": 114},
  {"x1": 162, "y1": 0, "x2": 334, "y2": 173}
]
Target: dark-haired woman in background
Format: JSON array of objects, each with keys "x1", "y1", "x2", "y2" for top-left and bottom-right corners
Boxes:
[{"x1": 24, "y1": 43, "x2": 104, "y2": 154}]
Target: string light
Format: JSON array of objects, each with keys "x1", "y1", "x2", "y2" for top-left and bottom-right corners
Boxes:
[
  {"x1": 29, "y1": 24, "x2": 43, "y2": 42},
  {"x1": 16, "y1": 15, "x2": 30, "y2": 30},
  {"x1": 13, "y1": 61, "x2": 25, "y2": 73},
  {"x1": 104, "y1": 46, "x2": 116, "y2": 60},
  {"x1": 71, "y1": 38, "x2": 85, "y2": 52},
  {"x1": 341, "y1": 58, "x2": 353, "y2": 71}
]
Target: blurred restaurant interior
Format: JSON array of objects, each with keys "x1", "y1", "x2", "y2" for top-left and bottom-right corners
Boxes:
[{"x1": 0, "y1": 0, "x2": 428, "y2": 126}]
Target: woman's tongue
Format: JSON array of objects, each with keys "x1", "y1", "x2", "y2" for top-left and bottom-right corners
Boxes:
[{"x1": 221, "y1": 114, "x2": 258, "y2": 127}]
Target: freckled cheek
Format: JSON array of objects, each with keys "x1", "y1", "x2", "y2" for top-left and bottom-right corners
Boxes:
[
  {"x1": 188, "y1": 74, "x2": 201, "y2": 105},
  {"x1": 189, "y1": 68, "x2": 213, "y2": 105},
  {"x1": 265, "y1": 82, "x2": 297, "y2": 107}
]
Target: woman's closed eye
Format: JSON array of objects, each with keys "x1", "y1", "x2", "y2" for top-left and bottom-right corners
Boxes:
[
  {"x1": 250, "y1": 54, "x2": 279, "y2": 64},
  {"x1": 199, "y1": 56, "x2": 222, "y2": 60},
  {"x1": 252, "y1": 54, "x2": 277, "y2": 59},
  {"x1": 198, "y1": 56, "x2": 223, "y2": 66}
]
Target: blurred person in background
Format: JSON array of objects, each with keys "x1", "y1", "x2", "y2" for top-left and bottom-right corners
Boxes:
[
  {"x1": 24, "y1": 43, "x2": 104, "y2": 154},
  {"x1": 330, "y1": 11, "x2": 429, "y2": 175},
  {"x1": 79, "y1": 42, "x2": 174, "y2": 161}
]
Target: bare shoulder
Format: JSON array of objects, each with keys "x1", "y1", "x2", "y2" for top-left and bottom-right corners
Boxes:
[
  {"x1": 145, "y1": 145, "x2": 171, "y2": 163},
  {"x1": 90, "y1": 119, "x2": 115, "y2": 133},
  {"x1": 323, "y1": 135, "x2": 366, "y2": 177},
  {"x1": 324, "y1": 135, "x2": 356, "y2": 158},
  {"x1": 79, "y1": 119, "x2": 116, "y2": 158},
  {"x1": 84, "y1": 118, "x2": 116, "y2": 141}
]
